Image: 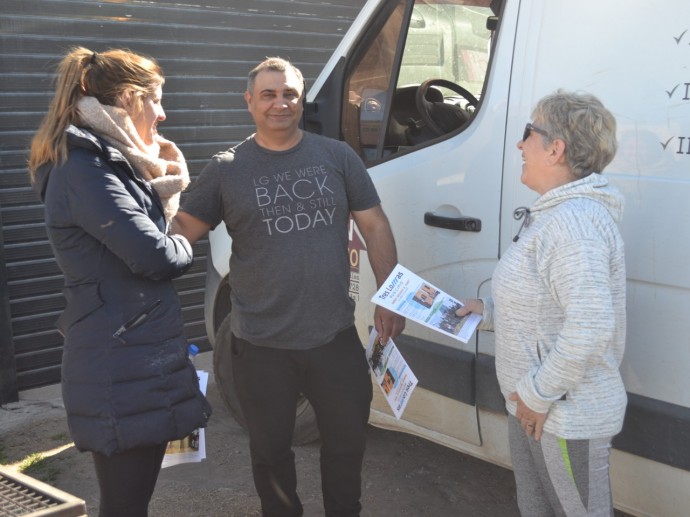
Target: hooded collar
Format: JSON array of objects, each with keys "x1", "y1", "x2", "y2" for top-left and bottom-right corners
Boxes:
[
  {"x1": 512, "y1": 173, "x2": 623, "y2": 242},
  {"x1": 532, "y1": 173, "x2": 623, "y2": 222}
]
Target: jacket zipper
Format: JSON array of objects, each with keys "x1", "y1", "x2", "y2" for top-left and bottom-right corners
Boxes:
[{"x1": 113, "y1": 299, "x2": 161, "y2": 341}]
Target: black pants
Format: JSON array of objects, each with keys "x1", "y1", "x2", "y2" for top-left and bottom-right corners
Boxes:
[
  {"x1": 231, "y1": 326, "x2": 373, "y2": 517},
  {"x1": 91, "y1": 442, "x2": 167, "y2": 517}
]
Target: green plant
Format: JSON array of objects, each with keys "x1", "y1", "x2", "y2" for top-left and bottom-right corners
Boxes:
[
  {"x1": 0, "y1": 443, "x2": 8, "y2": 464},
  {"x1": 50, "y1": 432, "x2": 70, "y2": 442},
  {"x1": 18, "y1": 453, "x2": 60, "y2": 484}
]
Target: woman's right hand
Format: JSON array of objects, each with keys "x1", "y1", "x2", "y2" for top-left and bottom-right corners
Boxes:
[{"x1": 456, "y1": 298, "x2": 483, "y2": 317}]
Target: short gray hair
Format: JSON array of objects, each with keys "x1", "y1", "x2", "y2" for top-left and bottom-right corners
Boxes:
[
  {"x1": 247, "y1": 57, "x2": 304, "y2": 94},
  {"x1": 533, "y1": 89, "x2": 617, "y2": 178}
]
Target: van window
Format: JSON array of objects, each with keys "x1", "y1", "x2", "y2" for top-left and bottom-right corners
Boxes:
[{"x1": 342, "y1": 0, "x2": 498, "y2": 165}]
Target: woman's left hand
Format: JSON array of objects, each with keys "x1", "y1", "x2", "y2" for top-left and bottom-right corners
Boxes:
[
  {"x1": 509, "y1": 392, "x2": 548, "y2": 441},
  {"x1": 455, "y1": 298, "x2": 483, "y2": 317}
]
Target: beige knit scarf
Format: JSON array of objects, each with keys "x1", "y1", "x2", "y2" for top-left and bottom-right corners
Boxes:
[{"x1": 76, "y1": 96, "x2": 190, "y2": 222}]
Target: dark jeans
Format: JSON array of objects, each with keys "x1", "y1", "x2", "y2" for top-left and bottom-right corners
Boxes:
[
  {"x1": 92, "y1": 442, "x2": 167, "y2": 517},
  {"x1": 231, "y1": 326, "x2": 373, "y2": 517}
]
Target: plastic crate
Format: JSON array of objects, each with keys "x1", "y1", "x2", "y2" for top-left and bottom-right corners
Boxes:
[{"x1": 0, "y1": 466, "x2": 86, "y2": 517}]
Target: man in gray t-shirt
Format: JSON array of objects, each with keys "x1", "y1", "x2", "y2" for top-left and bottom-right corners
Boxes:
[
  {"x1": 174, "y1": 57, "x2": 404, "y2": 517},
  {"x1": 182, "y1": 130, "x2": 380, "y2": 350}
]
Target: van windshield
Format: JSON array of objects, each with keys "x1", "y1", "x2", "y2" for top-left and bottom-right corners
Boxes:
[{"x1": 342, "y1": 0, "x2": 497, "y2": 164}]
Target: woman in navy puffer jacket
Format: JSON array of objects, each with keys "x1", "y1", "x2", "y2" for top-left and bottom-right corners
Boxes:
[{"x1": 28, "y1": 47, "x2": 211, "y2": 517}]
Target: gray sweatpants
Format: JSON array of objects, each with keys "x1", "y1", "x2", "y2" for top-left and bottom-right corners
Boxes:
[{"x1": 508, "y1": 415, "x2": 615, "y2": 517}]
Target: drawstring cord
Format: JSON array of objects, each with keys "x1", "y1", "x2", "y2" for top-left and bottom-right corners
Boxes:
[{"x1": 512, "y1": 207, "x2": 531, "y2": 242}]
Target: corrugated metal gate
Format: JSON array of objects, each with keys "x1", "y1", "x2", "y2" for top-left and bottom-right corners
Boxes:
[{"x1": 0, "y1": 0, "x2": 365, "y2": 402}]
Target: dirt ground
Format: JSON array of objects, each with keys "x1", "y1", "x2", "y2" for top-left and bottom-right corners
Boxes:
[{"x1": 0, "y1": 351, "x2": 624, "y2": 517}]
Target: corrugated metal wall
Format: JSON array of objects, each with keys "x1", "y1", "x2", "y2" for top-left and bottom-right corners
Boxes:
[{"x1": 0, "y1": 0, "x2": 365, "y2": 402}]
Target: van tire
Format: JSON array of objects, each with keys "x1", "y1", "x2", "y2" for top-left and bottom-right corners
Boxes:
[{"x1": 212, "y1": 313, "x2": 321, "y2": 445}]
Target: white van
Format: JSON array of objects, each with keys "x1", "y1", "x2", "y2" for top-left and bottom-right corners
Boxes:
[{"x1": 204, "y1": 0, "x2": 690, "y2": 515}]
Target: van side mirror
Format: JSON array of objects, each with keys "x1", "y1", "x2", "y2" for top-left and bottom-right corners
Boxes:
[{"x1": 410, "y1": 8, "x2": 425, "y2": 29}]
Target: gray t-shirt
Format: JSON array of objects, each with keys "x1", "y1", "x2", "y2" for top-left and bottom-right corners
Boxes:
[{"x1": 181, "y1": 131, "x2": 381, "y2": 349}]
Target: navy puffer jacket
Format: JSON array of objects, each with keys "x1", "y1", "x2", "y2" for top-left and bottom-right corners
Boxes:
[{"x1": 34, "y1": 126, "x2": 211, "y2": 456}]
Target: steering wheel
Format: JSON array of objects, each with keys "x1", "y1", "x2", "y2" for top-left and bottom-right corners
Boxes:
[{"x1": 415, "y1": 79, "x2": 479, "y2": 136}]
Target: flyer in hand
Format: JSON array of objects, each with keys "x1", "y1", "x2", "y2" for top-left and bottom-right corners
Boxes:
[
  {"x1": 371, "y1": 264, "x2": 482, "y2": 344},
  {"x1": 162, "y1": 370, "x2": 209, "y2": 468},
  {"x1": 365, "y1": 329, "x2": 418, "y2": 419}
]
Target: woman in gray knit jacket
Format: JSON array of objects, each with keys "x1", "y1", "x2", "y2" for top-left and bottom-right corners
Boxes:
[{"x1": 458, "y1": 90, "x2": 626, "y2": 516}]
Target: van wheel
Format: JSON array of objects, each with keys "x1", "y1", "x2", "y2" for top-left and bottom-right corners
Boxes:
[{"x1": 212, "y1": 313, "x2": 320, "y2": 445}]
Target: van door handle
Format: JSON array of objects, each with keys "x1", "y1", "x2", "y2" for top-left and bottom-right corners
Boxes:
[{"x1": 424, "y1": 212, "x2": 481, "y2": 232}]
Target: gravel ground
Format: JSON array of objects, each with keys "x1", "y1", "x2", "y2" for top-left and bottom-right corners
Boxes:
[{"x1": 1, "y1": 352, "x2": 527, "y2": 516}]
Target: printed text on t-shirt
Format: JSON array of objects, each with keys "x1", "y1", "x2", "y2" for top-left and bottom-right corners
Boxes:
[{"x1": 254, "y1": 165, "x2": 337, "y2": 235}]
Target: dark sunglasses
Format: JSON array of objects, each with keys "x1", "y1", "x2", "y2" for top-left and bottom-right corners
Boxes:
[{"x1": 523, "y1": 122, "x2": 549, "y2": 142}]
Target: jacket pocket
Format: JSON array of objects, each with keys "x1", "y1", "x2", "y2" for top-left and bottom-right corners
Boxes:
[
  {"x1": 56, "y1": 282, "x2": 104, "y2": 336},
  {"x1": 112, "y1": 299, "x2": 162, "y2": 343}
]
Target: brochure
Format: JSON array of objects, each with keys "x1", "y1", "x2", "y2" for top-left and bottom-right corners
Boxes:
[
  {"x1": 371, "y1": 264, "x2": 482, "y2": 343},
  {"x1": 366, "y1": 329, "x2": 418, "y2": 419},
  {"x1": 162, "y1": 370, "x2": 209, "y2": 468}
]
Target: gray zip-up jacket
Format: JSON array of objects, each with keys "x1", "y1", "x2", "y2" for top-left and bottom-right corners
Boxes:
[{"x1": 481, "y1": 173, "x2": 627, "y2": 439}]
